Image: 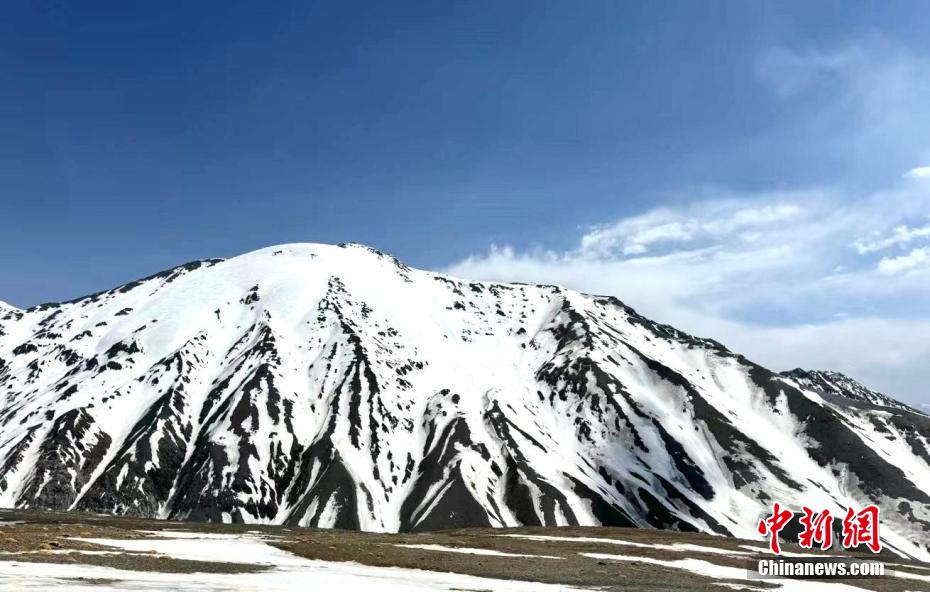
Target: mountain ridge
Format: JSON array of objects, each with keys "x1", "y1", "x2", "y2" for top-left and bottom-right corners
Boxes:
[
  {"x1": 780, "y1": 368, "x2": 920, "y2": 414},
  {"x1": 1, "y1": 242, "x2": 928, "y2": 561}
]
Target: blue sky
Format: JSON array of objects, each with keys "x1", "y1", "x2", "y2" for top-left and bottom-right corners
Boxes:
[{"x1": 1, "y1": 2, "x2": 928, "y2": 403}]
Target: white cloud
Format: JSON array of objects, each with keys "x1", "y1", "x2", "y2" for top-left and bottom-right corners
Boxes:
[
  {"x1": 853, "y1": 223, "x2": 930, "y2": 254},
  {"x1": 878, "y1": 247, "x2": 930, "y2": 275},
  {"x1": 577, "y1": 201, "x2": 803, "y2": 258},
  {"x1": 580, "y1": 212, "x2": 697, "y2": 257},
  {"x1": 904, "y1": 166, "x2": 930, "y2": 179}
]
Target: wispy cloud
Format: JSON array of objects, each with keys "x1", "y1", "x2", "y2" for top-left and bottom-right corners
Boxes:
[
  {"x1": 853, "y1": 223, "x2": 930, "y2": 254},
  {"x1": 756, "y1": 38, "x2": 930, "y2": 181},
  {"x1": 578, "y1": 202, "x2": 804, "y2": 258},
  {"x1": 904, "y1": 166, "x2": 930, "y2": 179},
  {"x1": 755, "y1": 45, "x2": 863, "y2": 99}
]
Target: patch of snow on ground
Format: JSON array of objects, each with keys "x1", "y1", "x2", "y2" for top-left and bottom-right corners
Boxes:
[
  {"x1": 0, "y1": 532, "x2": 588, "y2": 592},
  {"x1": 895, "y1": 569, "x2": 930, "y2": 583},
  {"x1": 0, "y1": 550, "x2": 127, "y2": 556},
  {"x1": 0, "y1": 560, "x2": 588, "y2": 592},
  {"x1": 73, "y1": 536, "x2": 298, "y2": 566},
  {"x1": 394, "y1": 543, "x2": 562, "y2": 559}
]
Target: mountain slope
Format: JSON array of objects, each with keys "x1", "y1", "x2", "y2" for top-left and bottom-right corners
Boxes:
[{"x1": 1, "y1": 243, "x2": 928, "y2": 560}]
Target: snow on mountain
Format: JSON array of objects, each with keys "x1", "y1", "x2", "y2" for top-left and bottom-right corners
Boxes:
[
  {"x1": 780, "y1": 368, "x2": 917, "y2": 412},
  {"x1": 0, "y1": 301, "x2": 18, "y2": 337},
  {"x1": 1, "y1": 243, "x2": 928, "y2": 560}
]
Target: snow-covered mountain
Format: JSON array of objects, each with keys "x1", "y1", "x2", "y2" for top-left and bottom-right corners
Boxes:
[{"x1": 1, "y1": 243, "x2": 928, "y2": 560}]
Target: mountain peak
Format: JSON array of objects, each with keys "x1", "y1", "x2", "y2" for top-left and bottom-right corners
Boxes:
[{"x1": 780, "y1": 368, "x2": 913, "y2": 411}]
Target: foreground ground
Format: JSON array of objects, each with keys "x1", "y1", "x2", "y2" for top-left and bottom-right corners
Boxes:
[{"x1": 0, "y1": 509, "x2": 927, "y2": 591}]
